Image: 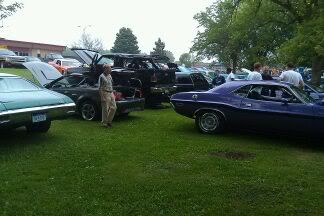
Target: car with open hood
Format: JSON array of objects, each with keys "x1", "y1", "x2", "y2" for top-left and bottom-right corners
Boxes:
[
  {"x1": 171, "y1": 80, "x2": 324, "y2": 136},
  {"x1": 67, "y1": 49, "x2": 177, "y2": 106},
  {"x1": 24, "y1": 62, "x2": 145, "y2": 121},
  {"x1": 0, "y1": 73, "x2": 75, "y2": 132}
]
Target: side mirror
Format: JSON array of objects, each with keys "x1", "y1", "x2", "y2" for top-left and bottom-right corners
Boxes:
[
  {"x1": 129, "y1": 78, "x2": 142, "y2": 89},
  {"x1": 318, "y1": 99, "x2": 324, "y2": 106},
  {"x1": 281, "y1": 98, "x2": 289, "y2": 105}
]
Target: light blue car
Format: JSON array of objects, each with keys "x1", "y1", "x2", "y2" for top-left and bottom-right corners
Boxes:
[{"x1": 0, "y1": 73, "x2": 75, "y2": 132}]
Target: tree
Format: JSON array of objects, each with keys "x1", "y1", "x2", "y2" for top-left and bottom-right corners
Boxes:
[
  {"x1": 111, "y1": 27, "x2": 140, "y2": 54},
  {"x1": 151, "y1": 38, "x2": 165, "y2": 56},
  {"x1": 192, "y1": 0, "x2": 323, "y2": 84},
  {"x1": 0, "y1": 0, "x2": 23, "y2": 24},
  {"x1": 72, "y1": 31, "x2": 104, "y2": 52},
  {"x1": 165, "y1": 50, "x2": 175, "y2": 63},
  {"x1": 179, "y1": 53, "x2": 195, "y2": 67}
]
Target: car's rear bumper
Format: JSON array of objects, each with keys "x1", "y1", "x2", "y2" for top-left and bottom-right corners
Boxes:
[
  {"x1": 148, "y1": 86, "x2": 177, "y2": 103},
  {"x1": 0, "y1": 103, "x2": 75, "y2": 129},
  {"x1": 116, "y1": 98, "x2": 145, "y2": 114}
]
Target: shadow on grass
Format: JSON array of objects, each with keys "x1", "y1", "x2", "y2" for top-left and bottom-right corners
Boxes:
[
  {"x1": 172, "y1": 121, "x2": 324, "y2": 151},
  {"x1": 0, "y1": 127, "x2": 55, "y2": 147}
]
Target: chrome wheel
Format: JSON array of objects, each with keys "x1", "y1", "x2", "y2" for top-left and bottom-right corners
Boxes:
[
  {"x1": 199, "y1": 113, "x2": 219, "y2": 133},
  {"x1": 81, "y1": 103, "x2": 96, "y2": 121}
]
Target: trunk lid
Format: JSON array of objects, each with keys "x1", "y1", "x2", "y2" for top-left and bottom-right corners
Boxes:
[{"x1": 23, "y1": 62, "x2": 62, "y2": 86}]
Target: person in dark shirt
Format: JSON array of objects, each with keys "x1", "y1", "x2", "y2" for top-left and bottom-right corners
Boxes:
[
  {"x1": 262, "y1": 65, "x2": 273, "y2": 80},
  {"x1": 212, "y1": 71, "x2": 226, "y2": 86}
]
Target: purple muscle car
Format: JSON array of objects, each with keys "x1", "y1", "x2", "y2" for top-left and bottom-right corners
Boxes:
[{"x1": 171, "y1": 81, "x2": 324, "y2": 135}]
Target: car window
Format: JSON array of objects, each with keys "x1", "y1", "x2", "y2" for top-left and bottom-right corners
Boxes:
[
  {"x1": 234, "y1": 85, "x2": 252, "y2": 97},
  {"x1": 0, "y1": 78, "x2": 39, "y2": 92},
  {"x1": 176, "y1": 76, "x2": 192, "y2": 84},
  {"x1": 247, "y1": 85, "x2": 301, "y2": 103},
  {"x1": 291, "y1": 86, "x2": 315, "y2": 103},
  {"x1": 53, "y1": 76, "x2": 84, "y2": 88},
  {"x1": 97, "y1": 57, "x2": 114, "y2": 65},
  {"x1": 191, "y1": 73, "x2": 207, "y2": 85}
]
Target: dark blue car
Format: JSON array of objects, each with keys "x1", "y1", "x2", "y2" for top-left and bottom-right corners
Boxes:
[{"x1": 171, "y1": 81, "x2": 324, "y2": 135}]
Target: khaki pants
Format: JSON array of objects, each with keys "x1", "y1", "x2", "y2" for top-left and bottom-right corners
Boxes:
[{"x1": 99, "y1": 90, "x2": 117, "y2": 124}]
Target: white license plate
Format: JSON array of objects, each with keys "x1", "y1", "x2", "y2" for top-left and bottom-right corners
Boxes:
[{"x1": 32, "y1": 113, "x2": 47, "y2": 123}]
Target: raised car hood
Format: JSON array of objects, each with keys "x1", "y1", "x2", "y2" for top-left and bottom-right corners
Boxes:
[
  {"x1": 0, "y1": 90, "x2": 65, "y2": 111},
  {"x1": 71, "y1": 48, "x2": 99, "y2": 65},
  {"x1": 23, "y1": 62, "x2": 62, "y2": 86}
]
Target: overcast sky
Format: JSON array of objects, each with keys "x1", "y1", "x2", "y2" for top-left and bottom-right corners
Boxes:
[{"x1": 2, "y1": 0, "x2": 214, "y2": 60}]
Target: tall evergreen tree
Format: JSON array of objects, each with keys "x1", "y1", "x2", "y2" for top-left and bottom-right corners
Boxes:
[
  {"x1": 111, "y1": 27, "x2": 140, "y2": 54},
  {"x1": 151, "y1": 38, "x2": 165, "y2": 56}
]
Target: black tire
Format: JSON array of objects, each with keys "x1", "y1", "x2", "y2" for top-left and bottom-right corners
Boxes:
[
  {"x1": 195, "y1": 111, "x2": 225, "y2": 134},
  {"x1": 80, "y1": 101, "x2": 98, "y2": 121},
  {"x1": 26, "y1": 121, "x2": 51, "y2": 133}
]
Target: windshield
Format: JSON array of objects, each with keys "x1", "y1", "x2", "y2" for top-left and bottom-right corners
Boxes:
[
  {"x1": 291, "y1": 86, "x2": 315, "y2": 103},
  {"x1": 178, "y1": 66, "x2": 191, "y2": 73},
  {"x1": 62, "y1": 60, "x2": 81, "y2": 67},
  {"x1": 305, "y1": 81, "x2": 324, "y2": 93},
  {"x1": 0, "y1": 49, "x2": 16, "y2": 56},
  {"x1": 0, "y1": 77, "x2": 39, "y2": 92},
  {"x1": 52, "y1": 54, "x2": 63, "y2": 59}
]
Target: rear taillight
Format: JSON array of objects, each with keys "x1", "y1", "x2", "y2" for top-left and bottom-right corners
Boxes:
[
  {"x1": 113, "y1": 92, "x2": 123, "y2": 101},
  {"x1": 151, "y1": 73, "x2": 157, "y2": 82}
]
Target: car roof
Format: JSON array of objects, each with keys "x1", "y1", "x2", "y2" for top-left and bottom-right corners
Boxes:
[
  {"x1": 0, "y1": 73, "x2": 18, "y2": 77},
  {"x1": 212, "y1": 80, "x2": 293, "y2": 94}
]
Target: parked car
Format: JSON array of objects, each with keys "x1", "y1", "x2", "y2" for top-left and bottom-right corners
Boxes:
[
  {"x1": 49, "y1": 58, "x2": 82, "y2": 74},
  {"x1": 304, "y1": 81, "x2": 324, "y2": 100},
  {"x1": 0, "y1": 48, "x2": 26, "y2": 67},
  {"x1": 171, "y1": 81, "x2": 324, "y2": 135},
  {"x1": 0, "y1": 73, "x2": 75, "y2": 132},
  {"x1": 44, "y1": 53, "x2": 63, "y2": 62},
  {"x1": 24, "y1": 62, "x2": 145, "y2": 121},
  {"x1": 69, "y1": 49, "x2": 177, "y2": 106},
  {"x1": 25, "y1": 56, "x2": 41, "y2": 62},
  {"x1": 175, "y1": 72, "x2": 210, "y2": 93}
]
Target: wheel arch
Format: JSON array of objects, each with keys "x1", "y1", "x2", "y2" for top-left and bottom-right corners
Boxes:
[{"x1": 194, "y1": 108, "x2": 227, "y2": 121}]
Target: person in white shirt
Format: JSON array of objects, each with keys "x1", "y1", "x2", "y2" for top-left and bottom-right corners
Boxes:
[
  {"x1": 279, "y1": 63, "x2": 304, "y2": 88},
  {"x1": 247, "y1": 62, "x2": 263, "y2": 81},
  {"x1": 225, "y1": 67, "x2": 235, "y2": 82}
]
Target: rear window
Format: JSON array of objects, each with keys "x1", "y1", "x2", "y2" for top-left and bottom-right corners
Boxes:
[
  {"x1": 176, "y1": 75, "x2": 192, "y2": 84},
  {"x1": 190, "y1": 73, "x2": 207, "y2": 85}
]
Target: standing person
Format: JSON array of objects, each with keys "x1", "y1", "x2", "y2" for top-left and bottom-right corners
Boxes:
[
  {"x1": 99, "y1": 64, "x2": 117, "y2": 128},
  {"x1": 262, "y1": 65, "x2": 273, "y2": 80},
  {"x1": 279, "y1": 63, "x2": 304, "y2": 88},
  {"x1": 225, "y1": 67, "x2": 235, "y2": 82},
  {"x1": 247, "y1": 62, "x2": 263, "y2": 81}
]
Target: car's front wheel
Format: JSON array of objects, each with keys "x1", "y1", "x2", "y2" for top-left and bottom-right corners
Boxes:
[
  {"x1": 26, "y1": 121, "x2": 51, "y2": 133},
  {"x1": 80, "y1": 101, "x2": 98, "y2": 121},
  {"x1": 195, "y1": 111, "x2": 225, "y2": 134}
]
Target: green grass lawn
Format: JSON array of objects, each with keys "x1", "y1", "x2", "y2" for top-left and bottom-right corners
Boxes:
[{"x1": 1, "y1": 68, "x2": 324, "y2": 215}]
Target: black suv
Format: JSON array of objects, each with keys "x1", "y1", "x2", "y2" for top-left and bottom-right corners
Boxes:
[
  {"x1": 175, "y1": 72, "x2": 210, "y2": 93},
  {"x1": 68, "y1": 49, "x2": 177, "y2": 106}
]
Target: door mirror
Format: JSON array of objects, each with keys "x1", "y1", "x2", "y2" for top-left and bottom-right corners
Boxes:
[
  {"x1": 318, "y1": 99, "x2": 324, "y2": 106},
  {"x1": 281, "y1": 98, "x2": 290, "y2": 105},
  {"x1": 129, "y1": 78, "x2": 142, "y2": 88}
]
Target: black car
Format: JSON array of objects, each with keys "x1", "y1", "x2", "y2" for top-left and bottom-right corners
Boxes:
[
  {"x1": 175, "y1": 72, "x2": 210, "y2": 93},
  {"x1": 68, "y1": 49, "x2": 177, "y2": 106},
  {"x1": 24, "y1": 62, "x2": 145, "y2": 121}
]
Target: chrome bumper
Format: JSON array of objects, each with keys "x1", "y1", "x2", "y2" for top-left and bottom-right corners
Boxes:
[
  {"x1": 0, "y1": 103, "x2": 75, "y2": 128},
  {"x1": 150, "y1": 86, "x2": 177, "y2": 94}
]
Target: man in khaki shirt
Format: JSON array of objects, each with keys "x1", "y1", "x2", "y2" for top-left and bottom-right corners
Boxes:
[{"x1": 98, "y1": 64, "x2": 117, "y2": 128}]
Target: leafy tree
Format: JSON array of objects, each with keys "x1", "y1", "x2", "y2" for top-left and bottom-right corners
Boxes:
[
  {"x1": 72, "y1": 32, "x2": 104, "y2": 52},
  {"x1": 151, "y1": 38, "x2": 165, "y2": 56},
  {"x1": 111, "y1": 27, "x2": 140, "y2": 54},
  {"x1": 179, "y1": 53, "x2": 195, "y2": 67},
  {"x1": 164, "y1": 50, "x2": 175, "y2": 63},
  {"x1": 0, "y1": 0, "x2": 23, "y2": 23}
]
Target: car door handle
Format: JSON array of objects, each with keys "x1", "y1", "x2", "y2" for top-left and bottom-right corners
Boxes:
[
  {"x1": 64, "y1": 91, "x2": 69, "y2": 94},
  {"x1": 71, "y1": 94, "x2": 78, "y2": 96},
  {"x1": 244, "y1": 103, "x2": 252, "y2": 107}
]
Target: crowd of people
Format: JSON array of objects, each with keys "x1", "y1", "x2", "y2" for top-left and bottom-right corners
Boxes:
[{"x1": 212, "y1": 62, "x2": 305, "y2": 89}]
